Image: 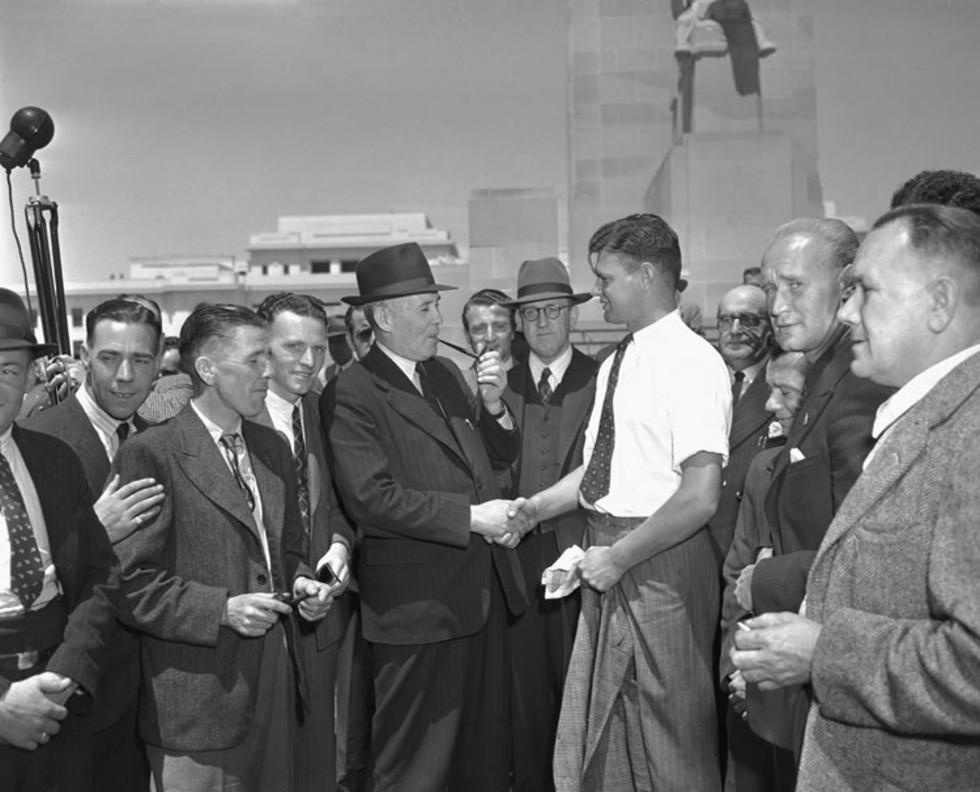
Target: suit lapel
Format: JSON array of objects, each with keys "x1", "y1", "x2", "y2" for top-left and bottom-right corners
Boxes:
[
  {"x1": 173, "y1": 407, "x2": 264, "y2": 546},
  {"x1": 14, "y1": 426, "x2": 67, "y2": 550},
  {"x1": 556, "y1": 351, "x2": 598, "y2": 471},
  {"x1": 363, "y1": 347, "x2": 469, "y2": 468},
  {"x1": 729, "y1": 372, "x2": 772, "y2": 449}
]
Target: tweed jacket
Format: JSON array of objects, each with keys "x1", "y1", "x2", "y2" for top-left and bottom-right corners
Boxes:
[
  {"x1": 323, "y1": 346, "x2": 526, "y2": 646},
  {"x1": 796, "y1": 351, "x2": 980, "y2": 791},
  {"x1": 0, "y1": 426, "x2": 119, "y2": 699},
  {"x1": 752, "y1": 327, "x2": 892, "y2": 613},
  {"x1": 112, "y1": 405, "x2": 311, "y2": 752},
  {"x1": 706, "y1": 364, "x2": 773, "y2": 567},
  {"x1": 501, "y1": 347, "x2": 598, "y2": 553}
]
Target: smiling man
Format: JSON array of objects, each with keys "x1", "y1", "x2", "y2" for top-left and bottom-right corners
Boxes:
[
  {"x1": 734, "y1": 203, "x2": 980, "y2": 791},
  {"x1": 24, "y1": 296, "x2": 166, "y2": 792}
]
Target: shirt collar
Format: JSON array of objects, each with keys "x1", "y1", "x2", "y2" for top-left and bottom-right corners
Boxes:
[
  {"x1": 872, "y1": 344, "x2": 980, "y2": 438},
  {"x1": 76, "y1": 382, "x2": 132, "y2": 436},
  {"x1": 632, "y1": 309, "x2": 683, "y2": 349},
  {"x1": 376, "y1": 341, "x2": 422, "y2": 386},
  {"x1": 266, "y1": 387, "x2": 299, "y2": 423},
  {"x1": 0, "y1": 425, "x2": 13, "y2": 453},
  {"x1": 190, "y1": 399, "x2": 243, "y2": 443},
  {"x1": 529, "y1": 345, "x2": 573, "y2": 387},
  {"x1": 731, "y1": 356, "x2": 768, "y2": 387}
]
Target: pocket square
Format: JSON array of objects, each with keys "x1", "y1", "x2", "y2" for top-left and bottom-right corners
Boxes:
[{"x1": 789, "y1": 447, "x2": 806, "y2": 464}]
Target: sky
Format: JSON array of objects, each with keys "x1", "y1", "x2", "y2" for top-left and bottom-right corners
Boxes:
[{"x1": 1, "y1": 0, "x2": 979, "y2": 283}]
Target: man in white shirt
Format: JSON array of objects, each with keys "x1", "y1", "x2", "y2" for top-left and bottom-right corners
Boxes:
[
  {"x1": 515, "y1": 214, "x2": 731, "y2": 791},
  {"x1": 733, "y1": 204, "x2": 980, "y2": 790}
]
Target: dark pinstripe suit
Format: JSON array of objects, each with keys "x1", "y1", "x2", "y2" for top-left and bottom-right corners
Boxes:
[{"x1": 323, "y1": 346, "x2": 525, "y2": 792}]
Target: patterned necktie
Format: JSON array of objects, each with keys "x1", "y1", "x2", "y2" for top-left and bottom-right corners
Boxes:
[
  {"x1": 292, "y1": 404, "x2": 311, "y2": 535},
  {"x1": 579, "y1": 334, "x2": 633, "y2": 505},
  {"x1": 219, "y1": 433, "x2": 256, "y2": 513},
  {"x1": 0, "y1": 450, "x2": 44, "y2": 608},
  {"x1": 538, "y1": 367, "x2": 553, "y2": 405},
  {"x1": 731, "y1": 370, "x2": 745, "y2": 406},
  {"x1": 416, "y1": 363, "x2": 445, "y2": 418}
]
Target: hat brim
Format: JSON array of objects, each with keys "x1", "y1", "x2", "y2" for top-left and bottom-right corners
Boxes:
[
  {"x1": 342, "y1": 283, "x2": 457, "y2": 307},
  {"x1": 0, "y1": 338, "x2": 59, "y2": 358},
  {"x1": 502, "y1": 291, "x2": 592, "y2": 308}
]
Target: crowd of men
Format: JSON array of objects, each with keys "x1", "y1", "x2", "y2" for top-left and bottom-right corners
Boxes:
[{"x1": 1, "y1": 167, "x2": 980, "y2": 792}]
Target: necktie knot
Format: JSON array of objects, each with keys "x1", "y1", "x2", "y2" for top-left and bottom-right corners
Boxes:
[
  {"x1": 116, "y1": 422, "x2": 130, "y2": 443},
  {"x1": 732, "y1": 370, "x2": 746, "y2": 405}
]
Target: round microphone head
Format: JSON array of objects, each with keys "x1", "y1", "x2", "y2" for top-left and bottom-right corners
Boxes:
[{"x1": 0, "y1": 106, "x2": 54, "y2": 170}]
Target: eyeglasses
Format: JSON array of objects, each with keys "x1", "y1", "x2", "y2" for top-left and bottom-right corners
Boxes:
[
  {"x1": 519, "y1": 304, "x2": 570, "y2": 322},
  {"x1": 716, "y1": 313, "x2": 768, "y2": 330}
]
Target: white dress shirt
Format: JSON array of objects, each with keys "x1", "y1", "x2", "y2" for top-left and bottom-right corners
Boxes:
[
  {"x1": 581, "y1": 311, "x2": 731, "y2": 517},
  {"x1": 864, "y1": 344, "x2": 980, "y2": 470},
  {"x1": 0, "y1": 428, "x2": 60, "y2": 617},
  {"x1": 265, "y1": 388, "x2": 304, "y2": 454},
  {"x1": 75, "y1": 382, "x2": 136, "y2": 462},
  {"x1": 528, "y1": 345, "x2": 574, "y2": 396}
]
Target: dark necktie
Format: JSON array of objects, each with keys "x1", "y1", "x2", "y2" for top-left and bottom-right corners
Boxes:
[
  {"x1": 219, "y1": 433, "x2": 256, "y2": 513},
  {"x1": 416, "y1": 363, "x2": 445, "y2": 419},
  {"x1": 292, "y1": 404, "x2": 311, "y2": 535},
  {"x1": 731, "y1": 370, "x2": 745, "y2": 406},
  {"x1": 538, "y1": 367, "x2": 553, "y2": 405},
  {"x1": 579, "y1": 333, "x2": 632, "y2": 505},
  {"x1": 116, "y1": 422, "x2": 130, "y2": 444},
  {"x1": 0, "y1": 450, "x2": 44, "y2": 608}
]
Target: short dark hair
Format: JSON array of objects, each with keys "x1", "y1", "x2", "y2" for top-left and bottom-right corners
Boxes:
[
  {"x1": 461, "y1": 288, "x2": 515, "y2": 332},
  {"x1": 256, "y1": 292, "x2": 327, "y2": 327},
  {"x1": 344, "y1": 304, "x2": 366, "y2": 332},
  {"x1": 768, "y1": 218, "x2": 859, "y2": 271},
  {"x1": 163, "y1": 335, "x2": 180, "y2": 350},
  {"x1": 590, "y1": 213, "x2": 682, "y2": 289},
  {"x1": 116, "y1": 292, "x2": 162, "y2": 322},
  {"x1": 86, "y1": 298, "x2": 163, "y2": 349},
  {"x1": 889, "y1": 169, "x2": 980, "y2": 216},
  {"x1": 742, "y1": 266, "x2": 762, "y2": 282},
  {"x1": 874, "y1": 203, "x2": 980, "y2": 280},
  {"x1": 587, "y1": 219, "x2": 618, "y2": 264},
  {"x1": 179, "y1": 303, "x2": 266, "y2": 389}
]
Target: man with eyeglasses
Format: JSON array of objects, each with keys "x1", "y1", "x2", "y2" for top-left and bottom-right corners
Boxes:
[
  {"x1": 497, "y1": 258, "x2": 598, "y2": 792},
  {"x1": 707, "y1": 285, "x2": 774, "y2": 567},
  {"x1": 740, "y1": 219, "x2": 891, "y2": 785}
]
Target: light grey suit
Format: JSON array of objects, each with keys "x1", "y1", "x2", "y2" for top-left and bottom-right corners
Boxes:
[{"x1": 798, "y1": 352, "x2": 980, "y2": 791}]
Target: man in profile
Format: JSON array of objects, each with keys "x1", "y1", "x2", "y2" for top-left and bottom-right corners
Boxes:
[
  {"x1": 113, "y1": 303, "x2": 334, "y2": 791},
  {"x1": 734, "y1": 204, "x2": 980, "y2": 790},
  {"x1": 324, "y1": 242, "x2": 528, "y2": 791},
  {"x1": 515, "y1": 214, "x2": 730, "y2": 791}
]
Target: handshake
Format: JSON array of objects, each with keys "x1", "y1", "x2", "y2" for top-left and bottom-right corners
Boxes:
[{"x1": 470, "y1": 497, "x2": 540, "y2": 549}]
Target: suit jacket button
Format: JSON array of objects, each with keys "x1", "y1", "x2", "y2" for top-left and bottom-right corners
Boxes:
[{"x1": 257, "y1": 573, "x2": 267, "y2": 585}]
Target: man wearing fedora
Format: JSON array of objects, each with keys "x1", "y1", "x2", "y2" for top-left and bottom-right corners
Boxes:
[
  {"x1": 0, "y1": 288, "x2": 120, "y2": 791},
  {"x1": 498, "y1": 258, "x2": 598, "y2": 792},
  {"x1": 322, "y1": 242, "x2": 529, "y2": 792}
]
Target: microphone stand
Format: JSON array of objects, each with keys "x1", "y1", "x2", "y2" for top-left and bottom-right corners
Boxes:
[{"x1": 23, "y1": 157, "x2": 70, "y2": 355}]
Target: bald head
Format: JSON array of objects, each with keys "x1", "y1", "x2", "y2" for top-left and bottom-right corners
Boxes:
[{"x1": 716, "y1": 285, "x2": 771, "y2": 370}]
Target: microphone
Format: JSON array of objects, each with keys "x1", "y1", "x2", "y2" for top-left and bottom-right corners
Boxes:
[{"x1": 0, "y1": 107, "x2": 55, "y2": 171}]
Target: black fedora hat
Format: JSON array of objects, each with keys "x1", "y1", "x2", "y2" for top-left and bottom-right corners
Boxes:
[
  {"x1": 0, "y1": 288, "x2": 57, "y2": 358},
  {"x1": 342, "y1": 242, "x2": 456, "y2": 306},
  {"x1": 502, "y1": 258, "x2": 592, "y2": 307}
]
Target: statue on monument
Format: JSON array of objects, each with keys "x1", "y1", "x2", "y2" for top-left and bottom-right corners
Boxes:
[{"x1": 669, "y1": 0, "x2": 776, "y2": 134}]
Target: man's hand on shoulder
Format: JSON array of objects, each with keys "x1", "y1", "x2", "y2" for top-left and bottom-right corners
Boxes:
[{"x1": 0, "y1": 672, "x2": 73, "y2": 750}]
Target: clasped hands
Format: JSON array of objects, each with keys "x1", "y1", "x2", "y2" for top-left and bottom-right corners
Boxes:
[{"x1": 470, "y1": 497, "x2": 539, "y2": 548}]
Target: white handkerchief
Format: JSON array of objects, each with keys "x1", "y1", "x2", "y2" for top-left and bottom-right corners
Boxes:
[
  {"x1": 789, "y1": 447, "x2": 806, "y2": 464},
  {"x1": 541, "y1": 545, "x2": 586, "y2": 599}
]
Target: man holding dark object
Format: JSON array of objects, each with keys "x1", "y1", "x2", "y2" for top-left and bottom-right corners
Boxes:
[
  {"x1": 0, "y1": 288, "x2": 119, "y2": 792},
  {"x1": 256, "y1": 292, "x2": 352, "y2": 792},
  {"x1": 24, "y1": 296, "x2": 166, "y2": 792},
  {"x1": 498, "y1": 257, "x2": 597, "y2": 792},
  {"x1": 323, "y1": 242, "x2": 528, "y2": 792},
  {"x1": 734, "y1": 204, "x2": 980, "y2": 791},
  {"x1": 112, "y1": 303, "x2": 333, "y2": 792}
]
